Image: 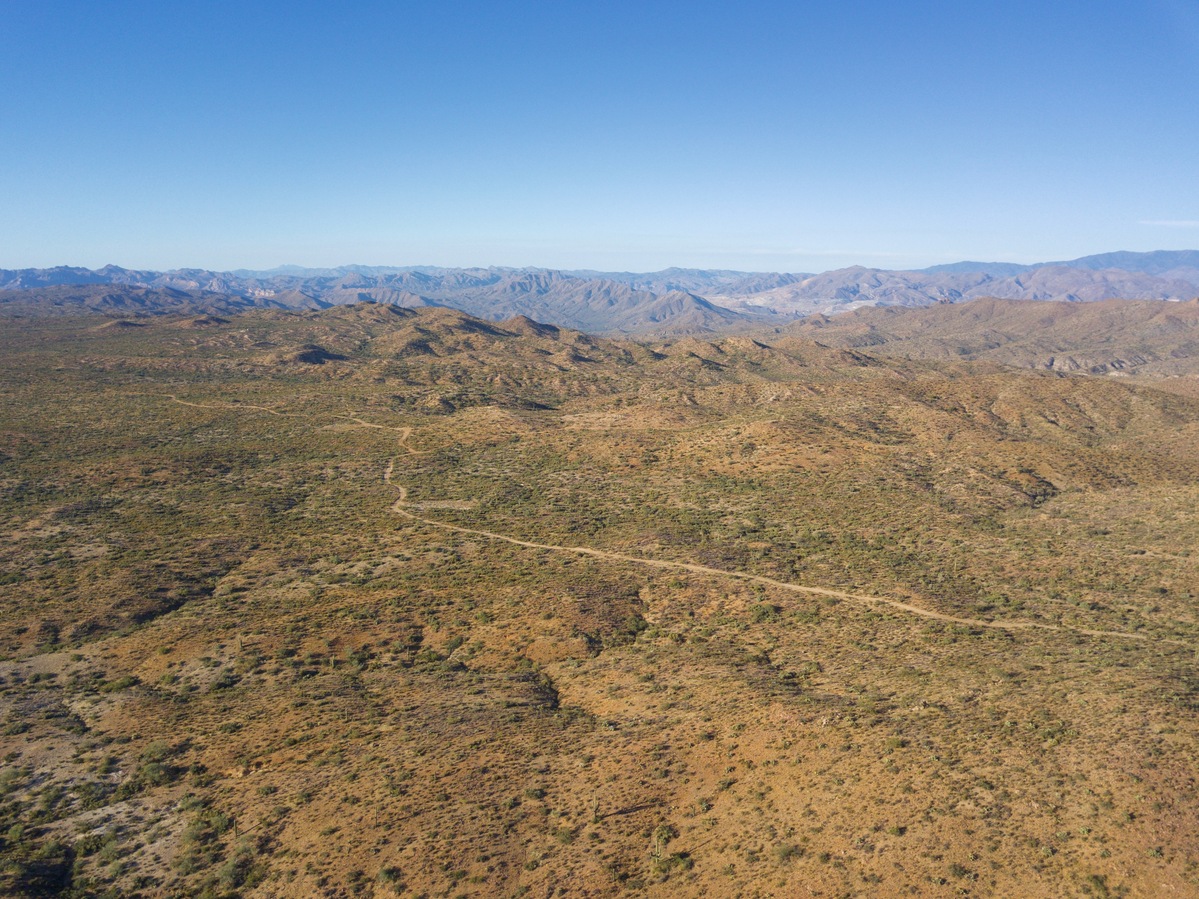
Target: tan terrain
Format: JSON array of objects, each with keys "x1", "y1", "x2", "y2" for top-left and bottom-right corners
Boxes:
[{"x1": 1, "y1": 304, "x2": 1197, "y2": 898}]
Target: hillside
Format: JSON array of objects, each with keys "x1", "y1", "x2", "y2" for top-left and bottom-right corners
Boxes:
[
  {"x1": 0, "y1": 286, "x2": 282, "y2": 317},
  {"x1": 716, "y1": 266, "x2": 1199, "y2": 315},
  {"x1": 1, "y1": 304, "x2": 1197, "y2": 897},
  {"x1": 786, "y1": 296, "x2": 1199, "y2": 376}
]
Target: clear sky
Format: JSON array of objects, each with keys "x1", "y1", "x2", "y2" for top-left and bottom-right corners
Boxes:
[{"x1": 2, "y1": 0, "x2": 1197, "y2": 273}]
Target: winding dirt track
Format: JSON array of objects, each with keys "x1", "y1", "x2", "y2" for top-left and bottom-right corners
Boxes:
[
  {"x1": 165, "y1": 395, "x2": 294, "y2": 417},
  {"x1": 166, "y1": 395, "x2": 1189, "y2": 648}
]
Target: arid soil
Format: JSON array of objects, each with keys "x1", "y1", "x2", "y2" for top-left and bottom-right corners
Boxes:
[{"x1": 1, "y1": 306, "x2": 1197, "y2": 898}]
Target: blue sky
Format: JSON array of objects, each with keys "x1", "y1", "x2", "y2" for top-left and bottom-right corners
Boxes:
[{"x1": 2, "y1": 0, "x2": 1197, "y2": 273}]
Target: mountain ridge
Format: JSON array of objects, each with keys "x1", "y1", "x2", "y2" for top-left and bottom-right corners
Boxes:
[
  {"x1": 784, "y1": 295, "x2": 1199, "y2": 376},
  {"x1": 2, "y1": 250, "x2": 1196, "y2": 334}
]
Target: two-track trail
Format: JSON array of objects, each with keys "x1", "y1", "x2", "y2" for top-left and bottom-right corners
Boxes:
[{"x1": 163, "y1": 394, "x2": 1189, "y2": 648}]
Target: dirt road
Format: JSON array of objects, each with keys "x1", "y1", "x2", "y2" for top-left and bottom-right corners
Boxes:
[{"x1": 162, "y1": 394, "x2": 1188, "y2": 648}]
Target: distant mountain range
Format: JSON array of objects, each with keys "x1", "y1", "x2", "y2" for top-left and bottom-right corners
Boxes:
[{"x1": 2, "y1": 250, "x2": 1197, "y2": 334}]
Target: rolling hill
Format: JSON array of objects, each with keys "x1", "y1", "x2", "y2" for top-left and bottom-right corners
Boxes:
[
  {"x1": 2, "y1": 303, "x2": 1198, "y2": 896},
  {"x1": 784, "y1": 296, "x2": 1199, "y2": 376}
]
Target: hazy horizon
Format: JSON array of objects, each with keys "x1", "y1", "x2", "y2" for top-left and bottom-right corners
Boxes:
[{"x1": 6, "y1": 247, "x2": 1199, "y2": 279}]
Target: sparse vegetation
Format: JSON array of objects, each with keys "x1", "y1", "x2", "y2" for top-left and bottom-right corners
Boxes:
[{"x1": 0, "y1": 304, "x2": 1196, "y2": 896}]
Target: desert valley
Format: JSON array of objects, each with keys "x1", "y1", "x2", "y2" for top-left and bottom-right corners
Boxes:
[{"x1": 1, "y1": 258, "x2": 1198, "y2": 896}]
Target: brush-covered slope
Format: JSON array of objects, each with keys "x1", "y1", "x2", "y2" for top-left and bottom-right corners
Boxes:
[
  {"x1": 1, "y1": 305, "x2": 1198, "y2": 898},
  {"x1": 0, "y1": 285, "x2": 288, "y2": 316},
  {"x1": 786, "y1": 296, "x2": 1199, "y2": 375}
]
